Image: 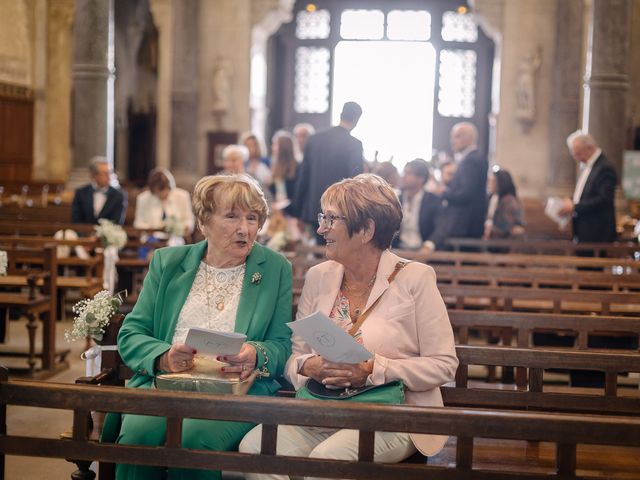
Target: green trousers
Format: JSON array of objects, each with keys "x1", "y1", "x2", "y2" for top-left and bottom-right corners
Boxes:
[{"x1": 116, "y1": 413, "x2": 254, "y2": 480}]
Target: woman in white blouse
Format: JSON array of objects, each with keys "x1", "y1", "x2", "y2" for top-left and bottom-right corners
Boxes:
[{"x1": 133, "y1": 167, "x2": 195, "y2": 236}]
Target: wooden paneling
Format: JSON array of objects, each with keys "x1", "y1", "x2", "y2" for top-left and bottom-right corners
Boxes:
[{"x1": 0, "y1": 83, "x2": 34, "y2": 183}]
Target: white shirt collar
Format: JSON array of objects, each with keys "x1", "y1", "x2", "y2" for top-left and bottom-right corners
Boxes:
[{"x1": 583, "y1": 148, "x2": 602, "y2": 169}]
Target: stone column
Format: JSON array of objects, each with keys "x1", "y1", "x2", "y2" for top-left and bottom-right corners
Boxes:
[
  {"x1": 170, "y1": 0, "x2": 199, "y2": 187},
  {"x1": 149, "y1": 0, "x2": 173, "y2": 171},
  {"x1": 69, "y1": 0, "x2": 115, "y2": 186},
  {"x1": 583, "y1": 0, "x2": 631, "y2": 177},
  {"x1": 47, "y1": 0, "x2": 74, "y2": 182},
  {"x1": 546, "y1": 0, "x2": 583, "y2": 193}
]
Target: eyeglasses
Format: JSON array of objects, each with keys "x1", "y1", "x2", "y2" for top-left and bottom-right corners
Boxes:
[{"x1": 317, "y1": 212, "x2": 347, "y2": 230}]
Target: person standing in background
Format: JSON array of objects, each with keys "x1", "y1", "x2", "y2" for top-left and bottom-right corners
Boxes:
[
  {"x1": 427, "y1": 122, "x2": 488, "y2": 250},
  {"x1": 293, "y1": 101, "x2": 364, "y2": 243},
  {"x1": 483, "y1": 168, "x2": 525, "y2": 239},
  {"x1": 292, "y1": 123, "x2": 315, "y2": 160},
  {"x1": 393, "y1": 159, "x2": 441, "y2": 253},
  {"x1": 241, "y1": 132, "x2": 272, "y2": 188},
  {"x1": 558, "y1": 131, "x2": 617, "y2": 243}
]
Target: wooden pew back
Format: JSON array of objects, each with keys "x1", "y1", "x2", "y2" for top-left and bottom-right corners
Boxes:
[
  {"x1": 3, "y1": 368, "x2": 640, "y2": 479},
  {"x1": 449, "y1": 309, "x2": 640, "y2": 349}
]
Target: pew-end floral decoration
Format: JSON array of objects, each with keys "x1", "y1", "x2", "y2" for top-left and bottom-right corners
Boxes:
[
  {"x1": 64, "y1": 289, "x2": 127, "y2": 343},
  {"x1": 95, "y1": 219, "x2": 127, "y2": 250},
  {"x1": 0, "y1": 250, "x2": 7, "y2": 276}
]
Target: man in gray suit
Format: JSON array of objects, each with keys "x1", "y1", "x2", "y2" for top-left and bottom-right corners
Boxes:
[{"x1": 292, "y1": 102, "x2": 364, "y2": 243}]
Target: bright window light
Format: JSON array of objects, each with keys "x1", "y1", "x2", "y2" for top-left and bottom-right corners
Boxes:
[
  {"x1": 387, "y1": 10, "x2": 431, "y2": 41},
  {"x1": 340, "y1": 9, "x2": 384, "y2": 40},
  {"x1": 332, "y1": 41, "x2": 436, "y2": 172}
]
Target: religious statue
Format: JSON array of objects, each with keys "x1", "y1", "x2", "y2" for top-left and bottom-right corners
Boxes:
[
  {"x1": 515, "y1": 46, "x2": 541, "y2": 131},
  {"x1": 211, "y1": 57, "x2": 232, "y2": 117}
]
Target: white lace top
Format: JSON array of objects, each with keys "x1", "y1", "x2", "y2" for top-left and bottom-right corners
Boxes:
[{"x1": 172, "y1": 261, "x2": 246, "y2": 344}]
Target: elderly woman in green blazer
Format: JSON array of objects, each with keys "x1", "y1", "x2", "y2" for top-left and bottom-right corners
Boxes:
[{"x1": 103, "y1": 174, "x2": 292, "y2": 480}]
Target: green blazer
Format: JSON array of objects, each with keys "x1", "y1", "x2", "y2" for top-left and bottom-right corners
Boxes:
[{"x1": 101, "y1": 241, "x2": 292, "y2": 442}]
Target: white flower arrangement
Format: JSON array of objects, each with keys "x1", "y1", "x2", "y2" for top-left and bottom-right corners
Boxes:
[
  {"x1": 95, "y1": 219, "x2": 127, "y2": 250},
  {"x1": 266, "y1": 230, "x2": 288, "y2": 252},
  {"x1": 0, "y1": 250, "x2": 7, "y2": 276},
  {"x1": 64, "y1": 290, "x2": 126, "y2": 343},
  {"x1": 164, "y1": 214, "x2": 185, "y2": 237}
]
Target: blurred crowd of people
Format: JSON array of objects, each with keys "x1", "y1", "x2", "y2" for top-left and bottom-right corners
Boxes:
[{"x1": 71, "y1": 102, "x2": 527, "y2": 251}]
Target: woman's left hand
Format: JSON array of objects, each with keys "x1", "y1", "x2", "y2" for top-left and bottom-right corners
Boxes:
[
  {"x1": 218, "y1": 343, "x2": 257, "y2": 380},
  {"x1": 322, "y1": 360, "x2": 373, "y2": 388}
]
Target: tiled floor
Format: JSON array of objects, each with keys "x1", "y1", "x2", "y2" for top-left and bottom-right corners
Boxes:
[{"x1": 5, "y1": 317, "x2": 89, "y2": 479}]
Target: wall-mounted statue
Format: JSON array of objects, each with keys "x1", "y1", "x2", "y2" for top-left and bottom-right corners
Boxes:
[
  {"x1": 211, "y1": 56, "x2": 232, "y2": 120},
  {"x1": 515, "y1": 46, "x2": 541, "y2": 132}
]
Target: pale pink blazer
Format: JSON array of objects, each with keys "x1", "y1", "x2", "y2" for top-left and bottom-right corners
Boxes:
[{"x1": 285, "y1": 249, "x2": 459, "y2": 456}]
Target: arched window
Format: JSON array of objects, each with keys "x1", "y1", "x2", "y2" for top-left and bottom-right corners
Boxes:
[{"x1": 267, "y1": 0, "x2": 493, "y2": 170}]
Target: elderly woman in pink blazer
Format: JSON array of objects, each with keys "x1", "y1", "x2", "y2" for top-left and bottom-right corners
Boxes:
[{"x1": 240, "y1": 174, "x2": 458, "y2": 478}]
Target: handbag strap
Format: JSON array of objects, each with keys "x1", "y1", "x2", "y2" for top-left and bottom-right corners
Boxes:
[{"x1": 347, "y1": 261, "x2": 408, "y2": 336}]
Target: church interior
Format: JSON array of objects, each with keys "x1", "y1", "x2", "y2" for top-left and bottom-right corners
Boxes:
[{"x1": 2, "y1": 0, "x2": 640, "y2": 478}]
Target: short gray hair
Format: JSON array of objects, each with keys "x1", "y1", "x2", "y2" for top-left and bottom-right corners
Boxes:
[
  {"x1": 222, "y1": 144, "x2": 249, "y2": 162},
  {"x1": 88, "y1": 156, "x2": 109, "y2": 175},
  {"x1": 566, "y1": 130, "x2": 598, "y2": 150},
  {"x1": 293, "y1": 123, "x2": 315, "y2": 136}
]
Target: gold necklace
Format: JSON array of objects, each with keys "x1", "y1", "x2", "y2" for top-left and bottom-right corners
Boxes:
[
  {"x1": 342, "y1": 274, "x2": 376, "y2": 319},
  {"x1": 204, "y1": 262, "x2": 244, "y2": 314},
  {"x1": 343, "y1": 274, "x2": 376, "y2": 294}
]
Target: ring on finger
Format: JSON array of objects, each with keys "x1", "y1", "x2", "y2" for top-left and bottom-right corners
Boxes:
[
  {"x1": 242, "y1": 365, "x2": 247, "y2": 372},
  {"x1": 182, "y1": 360, "x2": 188, "y2": 368}
]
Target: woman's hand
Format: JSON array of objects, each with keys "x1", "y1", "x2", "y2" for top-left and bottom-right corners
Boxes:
[
  {"x1": 158, "y1": 343, "x2": 197, "y2": 373},
  {"x1": 218, "y1": 343, "x2": 257, "y2": 380},
  {"x1": 301, "y1": 356, "x2": 373, "y2": 388}
]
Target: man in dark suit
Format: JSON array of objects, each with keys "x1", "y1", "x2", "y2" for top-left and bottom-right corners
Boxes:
[
  {"x1": 292, "y1": 102, "x2": 364, "y2": 242},
  {"x1": 559, "y1": 131, "x2": 617, "y2": 243},
  {"x1": 428, "y1": 122, "x2": 488, "y2": 250},
  {"x1": 393, "y1": 159, "x2": 441, "y2": 252},
  {"x1": 71, "y1": 157, "x2": 127, "y2": 225},
  {"x1": 556, "y1": 132, "x2": 622, "y2": 387}
]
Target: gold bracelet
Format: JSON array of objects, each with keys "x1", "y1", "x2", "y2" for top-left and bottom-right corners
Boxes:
[{"x1": 247, "y1": 341, "x2": 270, "y2": 377}]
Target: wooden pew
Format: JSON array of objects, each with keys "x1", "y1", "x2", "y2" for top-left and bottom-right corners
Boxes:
[
  {"x1": 3, "y1": 367, "x2": 640, "y2": 479},
  {"x1": 0, "y1": 236, "x2": 104, "y2": 321},
  {"x1": 0, "y1": 246, "x2": 69, "y2": 377},
  {"x1": 434, "y1": 264, "x2": 640, "y2": 292},
  {"x1": 445, "y1": 237, "x2": 640, "y2": 258},
  {"x1": 422, "y1": 250, "x2": 640, "y2": 273},
  {"x1": 292, "y1": 244, "x2": 640, "y2": 273},
  {"x1": 444, "y1": 345, "x2": 640, "y2": 415},
  {"x1": 448, "y1": 309, "x2": 640, "y2": 350},
  {"x1": 437, "y1": 284, "x2": 640, "y2": 315}
]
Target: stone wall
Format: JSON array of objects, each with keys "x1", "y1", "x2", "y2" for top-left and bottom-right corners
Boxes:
[{"x1": 0, "y1": 0, "x2": 33, "y2": 87}]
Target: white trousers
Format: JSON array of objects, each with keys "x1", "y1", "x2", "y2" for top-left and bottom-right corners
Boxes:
[{"x1": 239, "y1": 424, "x2": 416, "y2": 480}]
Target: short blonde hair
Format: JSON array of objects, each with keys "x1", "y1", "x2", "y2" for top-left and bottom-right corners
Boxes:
[
  {"x1": 321, "y1": 174, "x2": 402, "y2": 250},
  {"x1": 192, "y1": 174, "x2": 269, "y2": 227}
]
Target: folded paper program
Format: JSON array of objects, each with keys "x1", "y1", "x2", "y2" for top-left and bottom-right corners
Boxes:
[{"x1": 545, "y1": 196, "x2": 571, "y2": 230}]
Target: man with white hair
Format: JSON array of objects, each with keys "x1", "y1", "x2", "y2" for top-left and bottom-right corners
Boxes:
[
  {"x1": 221, "y1": 144, "x2": 248, "y2": 175},
  {"x1": 292, "y1": 122, "x2": 315, "y2": 157},
  {"x1": 559, "y1": 131, "x2": 617, "y2": 243}
]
